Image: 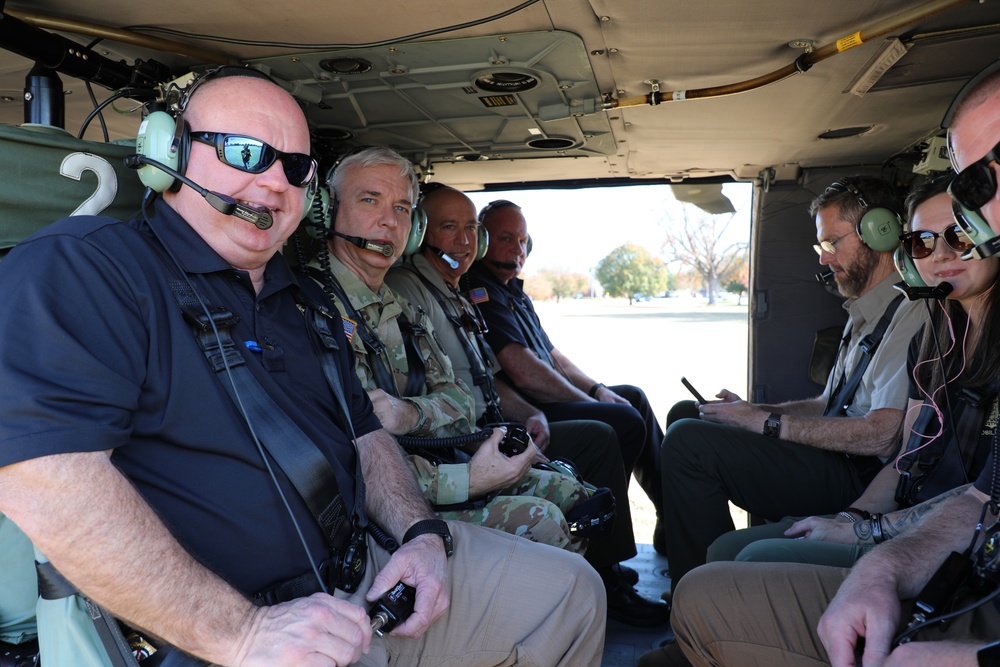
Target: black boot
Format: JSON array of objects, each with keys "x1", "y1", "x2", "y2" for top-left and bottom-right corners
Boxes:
[{"x1": 599, "y1": 566, "x2": 671, "y2": 628}]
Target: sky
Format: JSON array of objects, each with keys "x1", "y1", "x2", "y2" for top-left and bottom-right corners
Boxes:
[{"x1": 465, "y1": 182, "x2": 754, "y2": 277}]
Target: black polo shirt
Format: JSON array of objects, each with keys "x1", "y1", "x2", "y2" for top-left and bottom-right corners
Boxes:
[
  {"x1": 0, "y1": 202, "x2": 380, "y2": 595},
  {"x1": 465, "y1": 262, "x2": 554, "y2": 361}
]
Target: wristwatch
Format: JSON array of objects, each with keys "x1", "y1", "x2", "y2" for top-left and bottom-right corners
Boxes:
[
  {"x1": 979, "y1": 639, "x2": 1000, "y2": 666},
  {"x1": 403, "y1": 519, "x2": 454, "y2": 557},
  {"x1": 762, "y1": 413, "x2": 782, "y2": 438}
]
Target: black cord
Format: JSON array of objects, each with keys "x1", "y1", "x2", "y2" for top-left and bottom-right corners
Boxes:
[
  {"x1": 84, "y1": 82, "x2": 109, "y2": 143},
  {"x1": 140, "y1": 191, "x2": 327, "y2": 594},
  {"x1": 77, "y1": 89, "x2": 150, "y2": 140},
  {"x1": 397, "y1": 428, "x2": 493, "y2": 450},
  {"x1": 893, "y1": 582, "x2": 1000, "y2": 646},
  {"x1": 82, "y1": 37, "x2": 109, "y2": 142},
  {"x1": 124, "y1": 0, "x2": 542, "y2": 50}
]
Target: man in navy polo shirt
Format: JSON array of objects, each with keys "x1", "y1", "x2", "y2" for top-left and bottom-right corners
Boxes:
[
  {"x1": 0, "y1": 69, "x2": 605, "y2": 666},
  {"x1": 465, "y1": 200, "x2": 665, "y2": 536}
]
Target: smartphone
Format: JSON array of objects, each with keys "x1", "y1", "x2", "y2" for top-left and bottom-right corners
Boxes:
[{"x1": 680, "y1": 376, "x2": 707, "y2": 403}]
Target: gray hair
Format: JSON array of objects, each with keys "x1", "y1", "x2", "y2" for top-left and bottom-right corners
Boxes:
[{"x1": 326, "y1": 146, "x2": 419, "y2": 205}]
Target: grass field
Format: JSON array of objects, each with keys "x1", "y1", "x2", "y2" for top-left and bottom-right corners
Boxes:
[{"x1": 532, "y1": 295, "x2": 751, "y2": 542}]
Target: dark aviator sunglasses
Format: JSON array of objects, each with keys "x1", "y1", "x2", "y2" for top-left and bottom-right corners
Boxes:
[
  {"x1": 949, "y1": 140, "x2": 1000, "y2": 212},
  {"x1": 899, "y1": 224, "x2": 975, "y2": 259},
  {"x1": 190, "y1": 131, "x2": 317, "y2": 188}
]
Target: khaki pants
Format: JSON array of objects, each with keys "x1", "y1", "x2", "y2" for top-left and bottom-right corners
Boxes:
[
  {"x1": 347, "y1": 520, "x2": 607, "y2": 666},
  {"x1": 670, "y1": 561, "x2": 1000, "y2": 667}
]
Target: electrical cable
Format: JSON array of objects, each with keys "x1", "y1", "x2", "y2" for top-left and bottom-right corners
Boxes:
[
  {"x1": 82, "y1": 37, "x2": 109, "y2": 143},
  {"x1": 84, "y1": 82, "x2": 109, "y2": 143},
  {"x1": 77, "y1": 89, "x2": 149, "y2": 140},
  {"x1": 121, "y1": 0, "x2": 542, "y2": 50},
  {"x1": 894, "y1": 582, "x2": 1000, "y2": 646}
]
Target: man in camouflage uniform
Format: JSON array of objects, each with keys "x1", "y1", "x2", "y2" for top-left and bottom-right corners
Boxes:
[
  {"x1": 385, "y1": 184, "x2": 670, "y2": 627},
  {"x1": 308, "y1": 146, "x2": 587, "y2": 553}
]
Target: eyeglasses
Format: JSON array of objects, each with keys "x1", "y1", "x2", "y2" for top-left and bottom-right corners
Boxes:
[
  {"x1": 899, "y1": 224, "x2": 975, "y2": 259},
  {"x1": 813, "y1": 231, "x2": 852, "y2": 256},
  {"x1": 189, "y1": 131, "x2": 317, "y2": 187},
  {"x1": 948, "y1": 140, "x2": 1000, "y2": 211}
]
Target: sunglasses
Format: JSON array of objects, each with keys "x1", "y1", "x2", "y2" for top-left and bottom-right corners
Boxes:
[
  {"x1": 949, "y1": 140, "x2": 1000, "y2": 211},
  {"x1": 813, "y1": 230, "x2": 852, "y2": 256},
  {"x1": 190, "y1": 131, "x2": 317, "y2": 187},
  {"x1": 899, "y1": 224, "x2": 975, "y2": 259}
]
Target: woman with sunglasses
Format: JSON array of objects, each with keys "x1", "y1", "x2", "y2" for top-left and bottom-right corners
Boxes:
[{"x1": 702, "y1": 171, "x2": 1000, "y2": 569}]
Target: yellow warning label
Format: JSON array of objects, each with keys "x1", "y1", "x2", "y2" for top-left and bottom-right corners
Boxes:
[
  {"x1": 836, "y1": 31, "x2": 863, "y2": 52},
  {"x1": 479, "y1": 95, "x2": 518, "y2": 108}
]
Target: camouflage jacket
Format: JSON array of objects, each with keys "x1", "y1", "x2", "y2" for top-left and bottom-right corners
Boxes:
[{"x1": 321, "y1": 257, "x2": 478, "y2": 505}]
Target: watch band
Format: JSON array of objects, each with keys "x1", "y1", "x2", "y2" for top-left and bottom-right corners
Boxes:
[
  {"x1": 402, "y1": 519, "x2": 454, "y2": 557},
  {"x1": 979, "y1": 639, "x2": 1000, "y2": 667},
  {"x1": 762, "y1": 413, "x2": 781, "y2": 438}
]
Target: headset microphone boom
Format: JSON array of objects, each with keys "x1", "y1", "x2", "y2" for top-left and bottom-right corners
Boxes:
[{"x1": 124, "y1": 154, "x2": 274, "y2": 230}]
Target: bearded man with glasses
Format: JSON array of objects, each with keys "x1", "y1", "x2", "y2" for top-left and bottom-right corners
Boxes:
[{"x1": 657, "y1": 174, "x2": 930, "y2": 589}]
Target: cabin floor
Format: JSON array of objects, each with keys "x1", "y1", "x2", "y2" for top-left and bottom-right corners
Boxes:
[{"x1": 602, "y1": 545, "x2": 674, "y2": 667}]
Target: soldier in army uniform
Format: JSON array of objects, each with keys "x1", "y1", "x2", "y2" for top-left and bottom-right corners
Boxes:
[
  {"x1": 305, "y1": 146, "x2": 588, "y2": 554},
  {"x1": 386, "y1": 184, "x2": 670, "y2": 627}
]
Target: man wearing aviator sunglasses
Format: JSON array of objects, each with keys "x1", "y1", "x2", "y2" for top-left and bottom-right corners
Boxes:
[{"x1": 189, "y1": 131, "x2": 317, "y2": 188}]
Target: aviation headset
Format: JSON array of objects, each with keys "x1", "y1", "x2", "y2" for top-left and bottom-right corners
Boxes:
[
  {"x1": 824, "y1": 180, "x2": 904, "y2": 253},
  {"x1": 321, "y1": 147, "x2": 427, "y2": 256},
  {"x1": 133, "y1": 65, "x2": 319, "y2": 209},
  {"x1": 939, "y1": 59, "x2": 1000, "y2": 257},
  {"x1": 416, "y1": 182, "x2": 490, "y2": 261},
  {"x1": 477, "y1": 199, "x2": 532, "y2": 257}
]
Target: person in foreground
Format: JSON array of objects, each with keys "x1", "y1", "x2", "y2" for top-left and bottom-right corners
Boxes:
[
  {"x1": 0, "y1": 67, "x2": 605, "y2": 666},
  {"x1": 638, "y1": 63, "x2": 1000, "y2": 667}
]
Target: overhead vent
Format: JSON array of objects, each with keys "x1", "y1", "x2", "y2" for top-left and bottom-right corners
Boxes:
[
  {"x1": 526, "y1": 136, "x2": 576, "y2": 150},
  {"x1": 248, "y1": 31, "x2": 615, "y2": 166},
  {"x1": 320, "y1": 57, "x2": 373, "y2": 75}
]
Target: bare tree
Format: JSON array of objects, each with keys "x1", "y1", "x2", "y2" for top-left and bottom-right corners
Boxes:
[{"x1": 661, "y1": 206, "x2": 747, "y2": 305}]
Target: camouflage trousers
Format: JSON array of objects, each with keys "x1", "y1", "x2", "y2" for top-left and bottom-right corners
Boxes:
[{"x1": 437, "y1": 468, "x2": 589, "y2": 554}]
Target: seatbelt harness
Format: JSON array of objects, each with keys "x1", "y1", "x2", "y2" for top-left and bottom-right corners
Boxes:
[
  {"x1": 399, "y1": 263, "x2": 504, "y2": 422},
  {"x1": 824, "y1": 293, "x2": 905, "y2": 417},
  {"x1": 170, "y1": 279, "x2": 358, "y2": 553}
]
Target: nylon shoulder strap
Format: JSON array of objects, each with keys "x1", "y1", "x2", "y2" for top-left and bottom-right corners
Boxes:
[
  {"x1": 319, "y1": 269, "x2": 400, "y2": 397},
  {"x1": 824, "y1": 293, "x2": 905, "y2": 417},
  {"x1": 400, "y1": 263, "x2": 502, "y2": 410},
  {"x1": 170, "y1": 279, "x2": 356, "y2": 552}
]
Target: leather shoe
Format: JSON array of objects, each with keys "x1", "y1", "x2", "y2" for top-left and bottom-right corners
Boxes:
[
  {"x1": 653, "y1": 519, "x2": 667, "y2": 556},
  {"x1": 604, "y1": 578, "x2": 671, "y2": 627},
  {"x1": 611, "y1": 563, "x2": 639, "y2": 586}
]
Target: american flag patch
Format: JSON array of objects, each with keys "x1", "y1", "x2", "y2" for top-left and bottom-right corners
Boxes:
[
  {"x1": 341, "y1": 316, "x2": 357, "y2": 342},
  {"x1": 468, "y1": 287, "x2": 489, "y2": 304}
]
